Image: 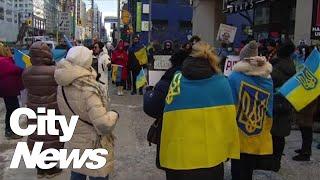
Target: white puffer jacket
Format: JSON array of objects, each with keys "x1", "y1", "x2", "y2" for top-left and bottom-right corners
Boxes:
[{"x1": 98, "y1": 47, "x2": 111, "y2": 94}]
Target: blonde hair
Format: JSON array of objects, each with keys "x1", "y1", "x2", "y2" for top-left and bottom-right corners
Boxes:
[
  {"x1": 0, "y1": 44, "x2": 12, "y2": 57},
  {"x1": 190, "y1": 41, "x2": 221, "y2": 73}
]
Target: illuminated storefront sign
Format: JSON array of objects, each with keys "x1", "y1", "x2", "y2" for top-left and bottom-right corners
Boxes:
[{"x1": 222, "y1": 0, "x2": 266, "y2": 13}]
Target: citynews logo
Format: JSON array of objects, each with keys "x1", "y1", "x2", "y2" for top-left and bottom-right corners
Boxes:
[{"x1": 9, "y1": 107, "x2": 108, "y2": 170}]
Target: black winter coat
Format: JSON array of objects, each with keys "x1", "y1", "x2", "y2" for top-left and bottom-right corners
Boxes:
[
  {"x1": 143, "y1": 66, "x2": 180, "y2": 170},
  {"x1": 143, "y1": 56, "x2": 216, "y2": 171},
  {"x1": 270, "y1": 57, "x2": 296, "y2": 137}
]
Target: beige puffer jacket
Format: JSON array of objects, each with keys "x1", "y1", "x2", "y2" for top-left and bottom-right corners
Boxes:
[{"x1": 54, "y1": 47, "x2": 118, "y2": 177}]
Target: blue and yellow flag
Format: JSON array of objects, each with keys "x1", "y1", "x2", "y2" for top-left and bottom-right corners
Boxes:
[
  {"x1": 160, "y1": 73, "x2": 240, "y2": 170},
  {"x1": 279, "y1": 49, "x2": 320, "y2": 111},
  {"x1": 229, "y1": 72, "x2": 273, "y2": 155},
  {"x1": 111, "y1": 65, "x2": 123, "y2": 83},
  {"x1": 136, "y1": 69, "x2": 147, "y2": 90},
  {"x1": 134, "y1": 47, "x2": 148, "y2": 65},
  {"x1": 13, "y1": 49, "x2": 31, "y2": 69}
]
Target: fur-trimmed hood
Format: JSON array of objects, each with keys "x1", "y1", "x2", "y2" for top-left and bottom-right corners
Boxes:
[{"x1": 233, "y1": 56, "x2": 273, "y2": 78}]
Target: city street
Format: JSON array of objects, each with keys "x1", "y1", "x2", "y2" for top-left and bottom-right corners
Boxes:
[{"x1": 0, "y1": 87, "x2": 320, "y2": 180}]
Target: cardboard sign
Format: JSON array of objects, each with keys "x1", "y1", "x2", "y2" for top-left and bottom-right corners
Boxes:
[
  {"x1": 154, "y1": 55, "x2": 172, "y2": 70},
  {"x1": 217, "y1": 24, "x2": 237, "y2": 44},
  {"x1": 59, "y1": 12, "x2": 71, "y2": 35},
  {"x1": 224, "y1": 55, "x2": 240, "y2": 76},
  {"x1": 148, "y1": 70, "x2": 166, "y2": 86}
]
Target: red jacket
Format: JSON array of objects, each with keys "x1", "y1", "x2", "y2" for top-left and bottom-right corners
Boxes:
[
  {"x1": 112, "y1": 41, "x2": 129, "y2": 80},
  {"x1": 0, "y1": 56, "x2": 24, "y2": 97}
]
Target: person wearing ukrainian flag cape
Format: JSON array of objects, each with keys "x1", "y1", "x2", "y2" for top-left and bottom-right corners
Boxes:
[
  {"x1": 228, "y1": 41, "x2": 274, "y2": 180},
  {"x1": 160, "y1": 41, "x2": 240, "y2": 180}
]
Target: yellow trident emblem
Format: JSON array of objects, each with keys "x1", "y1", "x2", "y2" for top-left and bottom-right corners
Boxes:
[
  {"x1": 296, "y1": 68, "x2": 318, "y2": 90},
  {"x1": 237, "y1": 82, "x2": 270, "y2": 136},
  {"x1": 166, "y1": 73, "x2": 182, "y2": 104}
]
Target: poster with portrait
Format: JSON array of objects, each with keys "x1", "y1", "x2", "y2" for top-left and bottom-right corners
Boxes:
[
  {"x1": 311, "y1": 0, "x2": 320, "y2": 39},
  {"x1": 217, "y1": 24, "x2": 237, "y2": 44}
]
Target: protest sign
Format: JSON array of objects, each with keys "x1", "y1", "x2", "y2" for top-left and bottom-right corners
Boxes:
[
  {"x1": 217, "y1": 24, "x2": 237, "y2": 44},
  {"x1": 148, "y1": 70, "x2": 166, "y2": 86},
  {"x1": 154, "y1": 55, "x2": 172, "y2": 70},
  {"x1": 224, "y1": 55, "x2": 240, "y2": 76}
]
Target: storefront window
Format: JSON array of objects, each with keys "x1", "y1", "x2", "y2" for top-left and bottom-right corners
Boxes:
[
  {"x1": 179, "y1": 0, "x2": 191, "y2": 5},
  {"x1": 152, "y1": 20, "x2": 168, "y2": 33},
  {"x1": 179, "y1": 21, "x2": 192, "y2": 33},
  {"x1": 254, "y1": 6, "x2": 270, "y2": 25}
]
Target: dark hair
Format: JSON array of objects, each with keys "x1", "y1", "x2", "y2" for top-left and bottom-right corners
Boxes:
[
  {"x1": 94, "y1": 41, "x2": 104, "y2": 49},
  {"x1": 266, "y1": 39, "x2": 276, "y2": 47},
  {"x1": 170, "y1": 50, "x2": 189, "y2": 67},
  {"x1": 182, "y1": 42, "x2": 192, "y2": 49},
  {"x1": 189, "y1": 35, "x2": 201, "y2": 43},
  {"x1": 277, "y1": 41, "x2": 295, "y2": 58}
]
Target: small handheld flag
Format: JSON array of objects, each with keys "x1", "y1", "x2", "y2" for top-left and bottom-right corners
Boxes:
[
  {"x1": 134, "y1": 47, "x2": 148, "y2": 65},
  {"x1": 279, "y1": 49, "x2": 320, "y2": 111},
  {"x1": 111, "y1": 64, "x2": 123, "y2": 83},
  {"x1": 136, "y1": 68, "x2": 147, "y2": 90},
  {"x1": 13, "y1": 49, "x2": 31, "y2": 69}
]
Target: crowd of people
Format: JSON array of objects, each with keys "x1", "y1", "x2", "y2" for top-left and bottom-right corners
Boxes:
[{"x1": 0, "y1": 34, "x2": 319, "y2": 180}]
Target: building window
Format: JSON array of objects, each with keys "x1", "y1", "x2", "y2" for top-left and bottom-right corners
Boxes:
[
  {"x1": 179, "y1": 20, "x2": 192, "y2": 33},
  {"x1": 254, "y1": 6, "x2": 270, "y2": 25},
  {"x1": 19, "y1": 4, "x2": 23, "y2": 7},
  {"x1": 0, "y1": 7, "x2": 4, "y2": 20},
  {"x1": 153, "y1": 0, "x2": 168, "y2": 4},
  {"x1": 152, "y1": 19, "x2": 168, "y2": 33},
  {"x1": 6, "y1": 9, "x2": 12, "y2": 15},
  {"x1": 7, "y1": 18, "x2": 12, "y2": 22}
]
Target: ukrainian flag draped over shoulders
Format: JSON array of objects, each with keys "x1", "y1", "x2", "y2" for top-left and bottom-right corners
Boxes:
[
  {"x1": 228, "y1": 72, "x2": 273, "y2": 155},
  {"x1": 160, "y1": 72, "x2": 240, "y2": 170},
  {"x1": 279, "y1": 49, "x2": 320, "y2": 111}
]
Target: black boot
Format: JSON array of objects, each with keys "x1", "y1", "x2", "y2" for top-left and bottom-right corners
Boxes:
[
  {"x1": 293, "y1": 127, "x2": 312, "y2": 161},
  {"x1": 292, "y1": 154, "x2": 310, "y2": 161},
  {"x1": 37, "y1": 167, "x2": 46, "y2": 178},
  {"x1": 5, "y1": 131, "x2": 23, "y2": 140},
  {"x1": 294, "y1": 149, "x2": 302, "y2": 154},
  {"x1": 272, "y1": 136, "x2": 285, "y2": 172},
  {"x1": 45, "y1": 166, "x2": 62, "y2": 178}
]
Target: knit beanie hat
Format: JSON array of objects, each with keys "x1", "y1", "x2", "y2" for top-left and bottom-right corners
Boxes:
[{"x1": 239, "y1": 40, "x2": 258, "y2": 60}]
